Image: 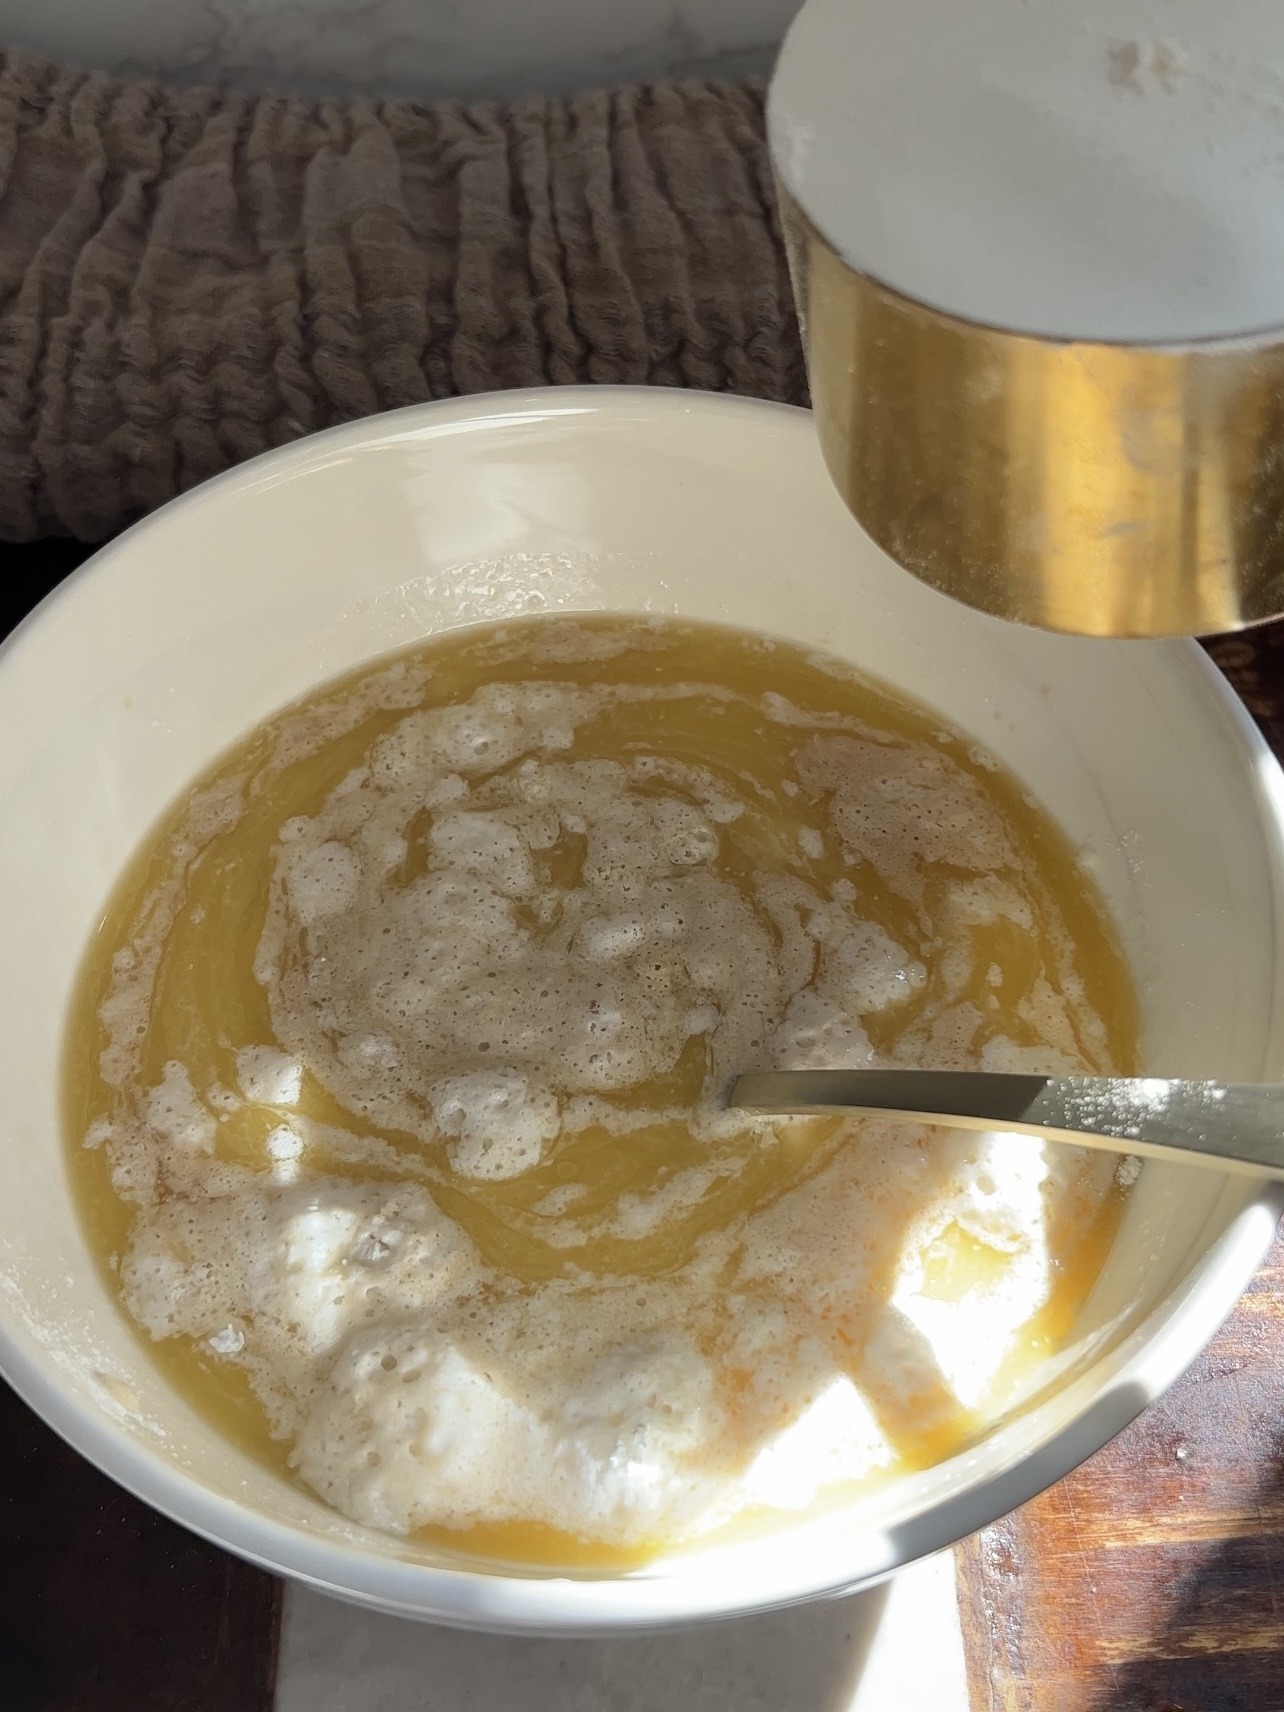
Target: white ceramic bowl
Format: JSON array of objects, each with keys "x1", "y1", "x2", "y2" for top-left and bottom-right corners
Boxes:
[{"x1": 2, "y1": 388, "x2": 1283, "y2": 1633}]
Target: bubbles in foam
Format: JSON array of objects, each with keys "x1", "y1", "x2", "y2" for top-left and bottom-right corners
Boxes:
[
  {"x1": 146, "y1": 1063, "x2": 216, "y2": 1156},
  {"x1": 236, "y1": 1046, "x2": 303, "y2": 1108},
  {"x1": 430, "y1": 1072, "x2": 559, "y2": 1180},
  {"x1": 282, "y1": 841, "x2": 361, "y2": 925},
  {"x1": 254, "y1": 683, "x2": 819, "y2": 1154}
]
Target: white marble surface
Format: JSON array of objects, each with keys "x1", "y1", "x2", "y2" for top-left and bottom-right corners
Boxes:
[
  {"x1": 274, "y1": 1552, "x2": 969, "y2": 1712},
  {"x1": 3, "y1": 0, "x2": 797, "y2": 102}
]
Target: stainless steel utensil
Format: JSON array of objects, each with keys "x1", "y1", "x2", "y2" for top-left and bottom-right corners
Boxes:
[{"x1": 728, "y1": 1071, "x2": 1284, "y2": 1180}]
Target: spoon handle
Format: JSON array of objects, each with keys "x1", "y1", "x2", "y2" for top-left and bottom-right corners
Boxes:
[{"x1": 728, "y1": 1071, "x2": 1284, "y2": 1180}]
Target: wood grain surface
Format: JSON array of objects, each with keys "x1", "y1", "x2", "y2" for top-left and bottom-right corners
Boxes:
[{"x1": 955, "y1": 627, "x2": 1284, "y2": 1712}]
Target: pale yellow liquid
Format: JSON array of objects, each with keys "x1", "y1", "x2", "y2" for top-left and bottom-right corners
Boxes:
[{"x1": 64, "y1": 617, "x2": 1139, "y2": 1569}]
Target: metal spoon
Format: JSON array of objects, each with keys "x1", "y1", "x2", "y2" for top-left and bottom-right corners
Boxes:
[{"x1": 728, "y1": 1071, "x2": 1284, "y2": 1180}]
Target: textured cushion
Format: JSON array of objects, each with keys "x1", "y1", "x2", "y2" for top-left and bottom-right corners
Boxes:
[{"x1": 0, "y1": 54, "x2": 805, "y2": 540}]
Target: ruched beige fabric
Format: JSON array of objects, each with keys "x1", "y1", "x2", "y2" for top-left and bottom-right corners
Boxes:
[{"x1": 0, "y1": 53, "x2": 805, "y2": 540}]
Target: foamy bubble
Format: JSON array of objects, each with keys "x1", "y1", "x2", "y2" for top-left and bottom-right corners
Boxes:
[
  {"x1": 431, "y1": 1072, "x2": 559, "y2": 1180},
  {"x1": 145, "y1": 1063, "x2": 215, "y2": 1155},
  {"x1": 83, "y1": 1117, "x2": 114, "y2": 1150},
  {"x1": 795, "y1": 735, "x2": 1018, "y2": 903},
  {"x1": 771, "y1": 991, "x2": 877, "y2": 1071},
  {"x1": 293, "y1": 1325, "x2": 726, "y2": 1541},
  {"x1": 429, "y1": 813, "x2": 536, "y2": 898},
  {"x1": 236, "y1": 1046, "x2": 303, "y2": 1108},
  {"x1": 253, "y1": 689, "x2": 815, "y2": 1151},
  {"x1": 265, "y1": 1126, "x2": 304, "y2": 1184}
]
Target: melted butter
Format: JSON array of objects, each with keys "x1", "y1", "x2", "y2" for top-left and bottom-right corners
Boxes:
[
  {"x1": 919, "y1": 1222, "x2": 1012, "y2": 1305},
  {"x1": 64, "y1": 616, "x2": 1139, "y2": 1570},
  {"x1": 413, "y1": 1517, "x2": 659, "y2": 1574}
]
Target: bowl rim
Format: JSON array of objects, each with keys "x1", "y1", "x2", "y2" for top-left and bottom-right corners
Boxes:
[{"x1": 3, "y1": 384, "x2": 1283, "y2": 1632}]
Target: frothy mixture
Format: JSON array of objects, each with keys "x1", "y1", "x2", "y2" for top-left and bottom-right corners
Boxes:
[{"x1": 66, "y1": 617, "x2": 1138, "y2": 1561}]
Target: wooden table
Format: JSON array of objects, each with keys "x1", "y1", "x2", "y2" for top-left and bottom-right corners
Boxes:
[
  {"x1": 953, "y1": 629, "x2": 1284, "y2": 1712},
  {"x1": 957, "y1": 1233, "x2": 1284, "y2": 1712},
  {"x1": 3, "y1": 543, "x2": 1283, "y2": 1710}
]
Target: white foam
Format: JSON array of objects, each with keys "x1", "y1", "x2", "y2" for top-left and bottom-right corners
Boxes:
[
  {"x1": 265, "y1": 1124, "x2": 304, "y2": 1183},
  {"x1": 771, "y1": 991, "x2": 877, "y2": 1072},
  {"x1": 886, "y1": 1134, "x2": 1054, "y2": 1408},
  {"x1": 1116, "y1": 1155, "x2": 1143, "y2": 1188},
  {"x1": 743, "y1": 1373, "x2": 893, "y2": 1508},
  {"x1": 253, "y1": 687, "x2": 819, "y2": 1154},
  {"x1": 430, "y1": 1072, "x2": 560, "y2": 1180},
  {"x1": 236, "y1": 1046, "x2": 303, "y2": 1108},
  {"x1": 145, "y1": 1063, "x2": 215, "y2": 1155},
  {"x1": 295, "y1": 1326, "x2": 726, "y2": 1542},
  {"x1": 282, "y1": 841, "x2": 361, "y2": 926}
]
